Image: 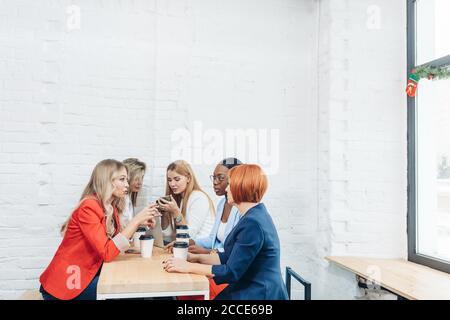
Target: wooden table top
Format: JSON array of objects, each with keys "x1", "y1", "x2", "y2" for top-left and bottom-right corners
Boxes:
[
  {"x1": 326, "y1": 256, "x2": 450, "y2": 300},
  {"x1": 97, "y1": 247, "x2": 209, "y2": 295}
]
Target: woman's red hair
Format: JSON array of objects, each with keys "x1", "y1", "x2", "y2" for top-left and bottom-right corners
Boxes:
[{"x1": 228, "y1": 164, "x2": 268, "y2": 204}]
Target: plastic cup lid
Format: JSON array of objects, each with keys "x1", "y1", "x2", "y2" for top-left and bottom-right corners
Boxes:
[
  {"x1": 136, "y1": 227, "x2": 147, "y2": 232},
  {"x1": 139, "y1": 234, "x2": 153, "y2": 240},
  {"x1": 173, "y1": 241, "x2": 189, "y2": 248},
  {"x1": 176, "y1": 225, "x2": 189, "y2": 230},
  {"x1": 176, "y1": 233, "x2": 190, "y2": 238}
]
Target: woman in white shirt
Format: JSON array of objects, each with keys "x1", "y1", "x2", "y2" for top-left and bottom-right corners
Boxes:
[
  {"x1": 120, "y1": 158, "x2": 147, "y2": 228},
  {"x1": 157, "y1": 160, "x2": 215, "y2": 243}
]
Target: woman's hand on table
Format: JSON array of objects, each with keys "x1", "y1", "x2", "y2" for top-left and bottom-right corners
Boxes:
[
  {"x1": 164, "y1": 239, "x2": 198, "y2": 254},
  {"x1": 188, "y1": 245, "x2": 211, "y2": 254},
  {"x1": 164, "y1": 240, "x2": 175, "y2": 253},
  {"x1": 187, "y1": 252, "x2": 200, "y2": 263},
  {"x1": 162, "y1": 258, "x2": 191, "y2": 273},
  {"x1": 163, "y1": 256, "x2": 213, "y2": 277}
]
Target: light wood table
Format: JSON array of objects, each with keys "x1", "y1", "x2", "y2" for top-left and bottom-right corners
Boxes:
[
  {"x1": 97, "y1": 247, "x2": 209, "y2": 300},
  {"x1": 326, "y1": 256, "x2": 450, "y2": 300}
]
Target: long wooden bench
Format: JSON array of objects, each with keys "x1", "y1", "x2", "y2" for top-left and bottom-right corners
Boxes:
[{"x1": 326, "y1": 256, "x2": 450, "y2": 300}]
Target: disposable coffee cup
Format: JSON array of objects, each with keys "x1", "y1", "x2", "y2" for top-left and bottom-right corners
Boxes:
[
  {"x1": 175, "y1": 225, "x2": 189, "y2": 235},
  {"x1": 173, "y1": 242, "x2": 189, "y2": 260},
  {"x1": 139, "y1": 234, "x2": 154, "y2": 258},
  {"x1": 133, "y1": 227, "x2": 147, "y2": 252},
  {"x1": 176, "y1": 233, "x2": 190, "y2": 245}
]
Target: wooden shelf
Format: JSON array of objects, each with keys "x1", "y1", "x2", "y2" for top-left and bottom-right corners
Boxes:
[{"x1": 326, "y1": 256, "x2": 450, "y2": 300}]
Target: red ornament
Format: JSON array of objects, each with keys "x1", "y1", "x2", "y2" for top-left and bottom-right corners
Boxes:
[{"x1": 406, "y1": 73, "x2": 419, "y2": 97}]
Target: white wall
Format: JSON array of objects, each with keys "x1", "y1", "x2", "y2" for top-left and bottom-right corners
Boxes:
[
  {"x1": 313, "y1": 0, "x2": 407, "y2": 299},
  {"x1": 0, "y1": 0, "x2": 157, "y2": 298},
  {"x1": 0, "y1": 0, "x2": 407, "y2": 300}
]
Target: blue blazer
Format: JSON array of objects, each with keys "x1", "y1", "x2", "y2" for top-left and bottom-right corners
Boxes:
[
  {"x1": 212, "y1": 203, "x2": 288, "y2": 300},
  {"x1": 194, "y1": 197, "x2": 240, "y2": 252}
]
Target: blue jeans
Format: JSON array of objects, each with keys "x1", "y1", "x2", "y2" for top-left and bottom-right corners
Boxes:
[{"x1": 40, "y1": 268, "x2": 101, "y2": 300}]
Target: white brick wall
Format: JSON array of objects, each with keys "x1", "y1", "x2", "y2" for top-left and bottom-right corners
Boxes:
[
  {"x1": 0, "y1": 0, "x2": 407, "y2": 300},
  {"x1": 312, "y1": 0, "x2": 407, "y2": 299}
]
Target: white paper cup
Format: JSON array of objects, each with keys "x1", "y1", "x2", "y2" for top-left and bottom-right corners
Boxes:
[
  {"x1": 140, "y1": 235, "x2": 154, "y2": 258},
  {"x1": 133, "y1": 228, "x2": 147, "y2": 252},
  {"x1": 173, "y1": 242, "x2": 189, "y2": 260}
]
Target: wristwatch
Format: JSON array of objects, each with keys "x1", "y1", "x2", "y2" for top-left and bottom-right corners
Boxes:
[{"x1": 175, "y1": 213, "x2": 183, "y2": 224}]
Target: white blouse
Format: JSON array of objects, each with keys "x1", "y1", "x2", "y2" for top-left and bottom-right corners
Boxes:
[
  {"x1": 120, "y1": 195, "x2": 134, "y2": 228},
  {"x1": 161, "y1": 221, "x2": 175, "y2": 243},
  {"x1": 182, "y1": 191, "x2": 215, "y2": 240},
  {"x1": 216, "y1": 221, "x2": 227, "y2": 244}
]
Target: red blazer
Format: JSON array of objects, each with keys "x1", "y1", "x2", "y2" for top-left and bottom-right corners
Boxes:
[{"x1": 40, "y1": 197, "x2": 123, "y2": 300}]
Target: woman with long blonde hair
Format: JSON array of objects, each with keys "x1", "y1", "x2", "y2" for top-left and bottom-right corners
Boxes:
[
  {"x1": 158, "y1": 160, "x2": 215, "y2": 243},
  {"x1": 40, "y1": 159, "x2": 159, "y2": 300},
  {"x1": 121, "y1": 158, "x2": 147, "y2": 228}
]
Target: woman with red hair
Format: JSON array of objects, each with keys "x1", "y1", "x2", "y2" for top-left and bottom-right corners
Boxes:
[{"x1": 163, "y1": 164, "x2": 288, "y2": 300}]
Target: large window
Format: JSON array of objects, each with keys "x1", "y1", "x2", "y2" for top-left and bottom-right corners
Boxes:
[{"x1": 408, "y1": 0, "x2": 450, "y2": 273}]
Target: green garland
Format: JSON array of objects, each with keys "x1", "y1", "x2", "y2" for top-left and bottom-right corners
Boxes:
[
  {"x1": 413, "y1": 65, "x2": 450, "y2": 80},
  {"x1": 406, "y1": 64, "x2": 450, "y2": 97}
]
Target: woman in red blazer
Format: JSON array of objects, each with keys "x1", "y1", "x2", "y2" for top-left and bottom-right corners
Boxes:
[{"x1": 39, "y1": 159, "x2": 159, "y2": 300}]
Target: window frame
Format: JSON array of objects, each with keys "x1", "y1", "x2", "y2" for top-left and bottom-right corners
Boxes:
[{"x1": 407, "y1": 0, "x2": 450, "y2": 273}]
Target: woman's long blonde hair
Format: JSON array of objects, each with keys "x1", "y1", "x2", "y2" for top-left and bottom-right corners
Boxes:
[
  {"x1": 122, "y1": 158, "x2": 146, "y2": 207},
  {"x1": 60, "y1": 159, "x2": 127, "y2": 237},
  {"x1": 165, "y1": 160, "x2": 215, "y2": 218}
]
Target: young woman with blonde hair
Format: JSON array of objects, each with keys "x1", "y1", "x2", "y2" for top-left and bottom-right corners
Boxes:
[
  {"x1": 158, "y1": 160, "x2": 215, "y2": 243},
  {"x1": 40, "y1": 159, "x2": 159, "y2": 300},
  {"x1": 121, "y1": 158, "x2": 147, "y2": 228}
]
